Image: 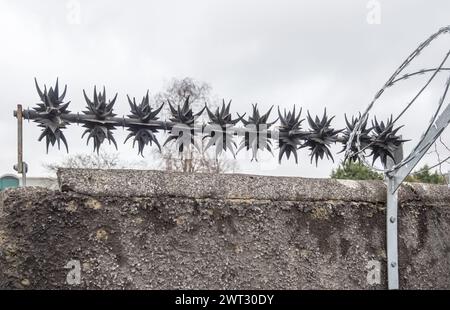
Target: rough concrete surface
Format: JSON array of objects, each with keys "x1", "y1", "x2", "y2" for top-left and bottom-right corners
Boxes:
[{"x1": 1, "y1": 168, "x2": 450, "y2": 289}]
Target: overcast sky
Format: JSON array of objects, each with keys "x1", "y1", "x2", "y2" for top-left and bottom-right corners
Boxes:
[{"x1": 1, "y1": 0, "x2": 449, "y2": 178}]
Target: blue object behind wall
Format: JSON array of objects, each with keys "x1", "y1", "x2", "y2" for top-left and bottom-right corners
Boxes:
[{"x1": 0, "y1": 174, "x2": 20, "y2": 190}]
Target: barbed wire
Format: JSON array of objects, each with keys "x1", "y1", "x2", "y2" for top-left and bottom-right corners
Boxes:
[{"x1": 346, "y1": 26, "x2": 450, "y2": 176}]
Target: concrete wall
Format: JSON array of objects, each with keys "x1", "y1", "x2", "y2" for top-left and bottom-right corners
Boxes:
[{"x1": 1, "y1": 168, "x2": 450, "y2": 289}]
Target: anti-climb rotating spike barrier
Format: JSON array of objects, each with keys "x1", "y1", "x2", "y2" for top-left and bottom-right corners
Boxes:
[{"x1": 25, "y1": 79, "x2": 408, "y2": 168}]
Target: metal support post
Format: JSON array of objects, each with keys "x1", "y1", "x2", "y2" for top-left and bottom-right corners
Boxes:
[
  {"x1": 386, "y1": 177, "x2": 399, "y2": 289},
  {"x1": 385, "y1": 141, "x2": 403, "y2": 290},
  {"x1": 13, "y1": 104, "x2": 27, "y2": 186}
]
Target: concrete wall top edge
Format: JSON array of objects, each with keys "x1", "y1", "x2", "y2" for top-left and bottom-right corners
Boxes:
[{"x1": 46, "y1": 168, "x2": 450, "y2": 204}]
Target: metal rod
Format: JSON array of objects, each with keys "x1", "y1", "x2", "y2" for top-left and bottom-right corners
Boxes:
[
  {"x1": 385, "y1": 140, "x2": 403, "y2": 290},
  {"x1": 20, "y1": 109, "x2": 277, "y2": 136},
  {"x1": 386, "y1": 177, "x2": 399, "y2": 290},
  {"x1": 14, "y1": 104, "x2": 26, "y2": 186},
  {"x1": 18, "y1": 109, "x2": 347, "y2": 143}
]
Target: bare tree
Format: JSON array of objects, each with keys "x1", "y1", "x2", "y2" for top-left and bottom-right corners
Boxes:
[
  {"x1": 44, "y1": 151, "x2": 147, "y2": 173},
  {"x1": 154, "y1": 147, "x2": 239, "y2": 173},
  {"x1": 154, "y1": 77, "x2": 213, "y2": 110},
  {"x1": 152, "y1": 77, "x2": 239, "y2": 173}
]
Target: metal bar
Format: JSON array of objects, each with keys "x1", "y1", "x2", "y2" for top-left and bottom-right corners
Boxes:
[
  {"x1": 18, "y1": 109, "x2": 347, "y2": 143},
  {"x1": 386, "y1": 177, "x2": 399, "y2": 290},
  {"x1": 16, "y1": 105, "x2": 23, "y2": 174},
  {"x1": 20, "y1": 109, "x2": 277, "y2": 136},
  {"x1": 14, "y1": 104, "x2": 26, "y2": 186},
  {"x1": 385, "y1": 140, "x2": 403, "y2": 290}
]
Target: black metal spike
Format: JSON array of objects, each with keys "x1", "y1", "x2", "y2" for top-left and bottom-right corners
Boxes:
[
  {"x1": 82, "y1": 86, "x2": 118, "y2": 153},
  {"x1": 237, "y1": 104, "x2": 277, "y2": 161},
  {"x1": 341, "y1": 113, "x2": 372, "y2": 162},
  {"x1": 301, "y1": 109, "x2": 342, "y2": 166},
  {"x1": 368, "y1": 116, "x2": 408, "y2": 166},
  {"x1": 164, "y1": 96, "x2": 203, "y2": 154},
  {"x1": 33, "y1": 78, "x2": 71, "y2": 153},
  {"x1": 278, "y1": 105, "x2": 305, "y2": 164},
  {"x1": 203, "y1": 99, "x2": 241, "y2": 157},
  {"x1": 125, "y1": 91, "x2": 163, "y2": 156}
]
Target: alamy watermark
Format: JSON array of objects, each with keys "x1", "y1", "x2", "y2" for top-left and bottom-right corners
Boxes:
[
  {"x1": 366, "y1": 0, "x2": 381, "y2": 25},
  {"x1": 66, "y1": 0, "x2": 81, "y2": 25},
  {"x1": 366, "y1": 260, "x2": 381, "y2": 285},
  {"x1": 64, "y1": 259, "x2": 81, "y2": 285}
]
